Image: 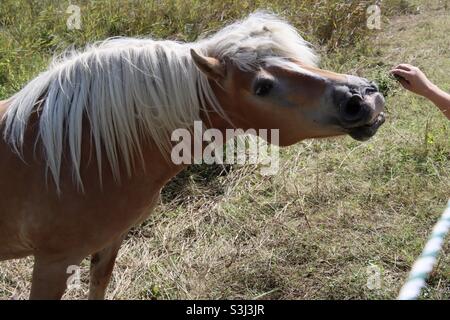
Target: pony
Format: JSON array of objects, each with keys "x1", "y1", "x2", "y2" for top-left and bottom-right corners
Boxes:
[{"x1": 0, "y1": 12, "x2": 385, "y2": 299}]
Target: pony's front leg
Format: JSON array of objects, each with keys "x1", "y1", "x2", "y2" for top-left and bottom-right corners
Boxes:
[
  {"x1": 88, "y1": 233, "x2": 127, "y2": 300},
  {"x1": 30, "y1": 254, "x2": 84, "y2": 300}
]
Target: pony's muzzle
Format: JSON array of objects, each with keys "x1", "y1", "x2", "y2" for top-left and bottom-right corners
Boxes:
[{"x1": 336, "y1": 82, "x2": 386, "y2": 141}]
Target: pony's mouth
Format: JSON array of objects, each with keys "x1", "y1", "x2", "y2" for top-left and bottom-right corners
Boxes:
[{"x1": 348, "y1": 112, "x2": 386, "y2": 141}]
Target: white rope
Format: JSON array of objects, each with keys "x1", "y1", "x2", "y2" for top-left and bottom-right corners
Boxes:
[{"x1": 397, "y1": 200, "x2": 450, "y2": 300}]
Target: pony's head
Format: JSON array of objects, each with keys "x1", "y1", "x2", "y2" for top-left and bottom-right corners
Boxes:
[{"x1": 192, "y1": 13, "x2": 385, "y2": 146}]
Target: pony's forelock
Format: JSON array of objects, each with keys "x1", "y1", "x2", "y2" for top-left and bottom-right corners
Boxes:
[{"x1": 201, "y1": 11, "x2": 318, "y2": 70}]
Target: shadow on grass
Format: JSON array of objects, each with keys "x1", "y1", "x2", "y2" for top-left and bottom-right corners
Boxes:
[{"x1": 161, "y1": 163, "x2": 234, "y2": 204}]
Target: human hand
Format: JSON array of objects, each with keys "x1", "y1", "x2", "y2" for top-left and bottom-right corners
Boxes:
[{"x1": 390, "y1": 64, "x2": 435, "y2": 98}]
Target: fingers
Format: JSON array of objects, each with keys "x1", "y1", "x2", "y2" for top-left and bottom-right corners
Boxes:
[
  {"x1": 390, "y1": 68, "x2": 412, "y2": 81},
  {"x1": 395, "y1": 64, "x2": 413, "y2": 71},
  {"x1": 390, "y1": 68, "x2": 413, "y2": 90}
]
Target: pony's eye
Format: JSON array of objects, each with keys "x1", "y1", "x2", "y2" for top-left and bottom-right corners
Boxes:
[{"x1": 254, "y1": 79, "x2": 274, "y2": 97}]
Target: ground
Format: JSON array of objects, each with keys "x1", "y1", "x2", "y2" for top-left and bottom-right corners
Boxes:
[{"x1": 0, "y1": 1, "x2": 449, "y2": 299}]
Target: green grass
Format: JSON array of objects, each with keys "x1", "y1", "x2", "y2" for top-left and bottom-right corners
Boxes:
[{"x1": 0, "y1": 0, "x2": 449, "y2": 300}]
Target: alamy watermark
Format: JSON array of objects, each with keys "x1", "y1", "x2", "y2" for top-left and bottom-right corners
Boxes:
[
  {"x1": 65, "y1": 3, "x2": 382, "y2": 31},
  {"x1": 366, "y1": 264, "x2": 382, "y2": 290},
  {"x1": 367, "y1": 4, "x2": 382, "y2": 30},
  {"x1": 171, "y1": 121, "x2": 280, "y2": 175},
  {"x1": 66, "y1": 4, "x2": 82, "y2": 30},
  {"x1": 66, "y1": 265, "x2": 82, "y2": 290}
]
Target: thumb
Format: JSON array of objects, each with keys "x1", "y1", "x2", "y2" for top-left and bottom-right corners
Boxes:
[{"x1": 398, "y1": 78, "x2": 411, "y2": 90}]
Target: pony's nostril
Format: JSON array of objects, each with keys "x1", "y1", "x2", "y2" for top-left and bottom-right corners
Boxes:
[{"x1": 343, "y1": 95, "x2": 364, "y2": 121}]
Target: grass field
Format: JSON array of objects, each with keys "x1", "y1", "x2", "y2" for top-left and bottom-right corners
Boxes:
[{"x1": 0, "y1": 0, "x2": 449, "y2": 299}]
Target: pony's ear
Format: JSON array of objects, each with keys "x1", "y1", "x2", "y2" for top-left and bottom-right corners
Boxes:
[{"x1": 190, "y1": 49, "x2": 225, "y2": 82}]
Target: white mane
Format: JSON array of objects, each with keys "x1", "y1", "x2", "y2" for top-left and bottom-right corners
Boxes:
[{"x1": 2, "y1": 12, "x2": 318, "y2": 192}]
